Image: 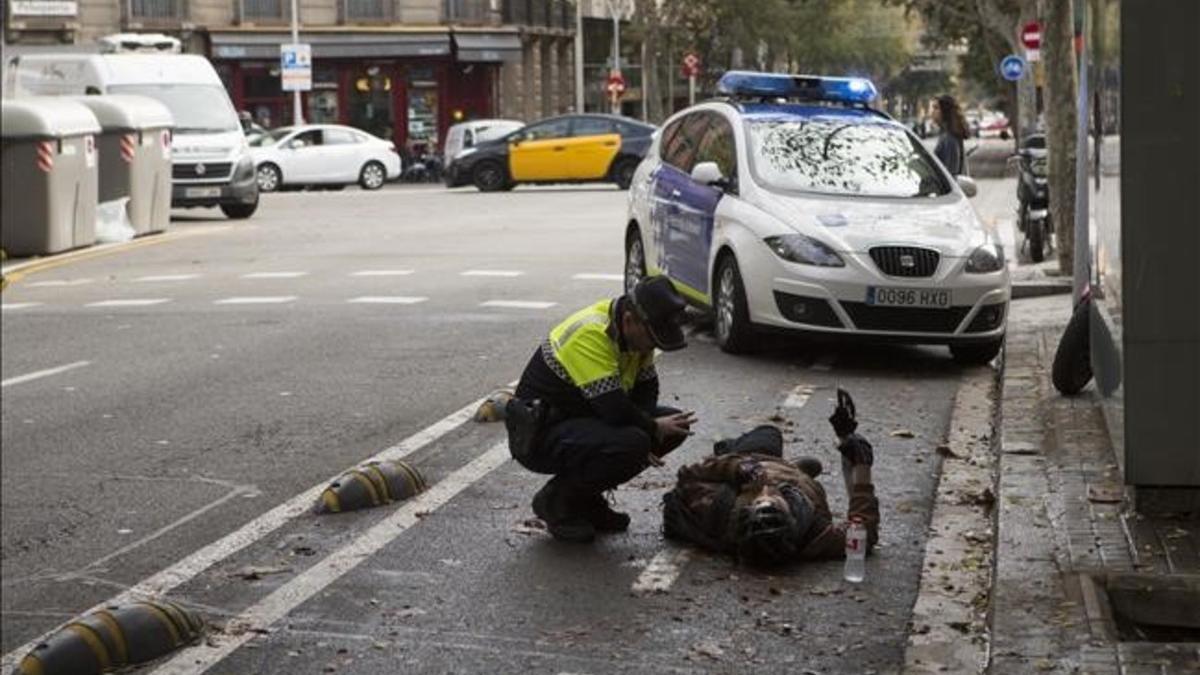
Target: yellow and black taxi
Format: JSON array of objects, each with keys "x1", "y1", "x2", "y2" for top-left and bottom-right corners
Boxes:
[{"x1": 444, "y1": 113, "x2": 656, "y2": 192}]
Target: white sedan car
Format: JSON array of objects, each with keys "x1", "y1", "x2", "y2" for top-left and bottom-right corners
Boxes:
[
  {"x1": 625, "y1": 71, "x2": 1010, "y2": 364},
  {"x1": 249, "y1": 124, "x2": 402, "y2": 191}
]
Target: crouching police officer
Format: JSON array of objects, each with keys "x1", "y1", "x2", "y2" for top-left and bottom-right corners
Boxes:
[
  {"x1": 505, "y1": 276, "x2": 697, "y2": 543},
  {"x1": 661, "y1": 390, "x2": 879, "y2": 566}
]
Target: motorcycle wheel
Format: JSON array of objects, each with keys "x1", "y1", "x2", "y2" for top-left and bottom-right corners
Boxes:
[
  {"x1": 1052, "y1": 298, "x2": 1093, "y2": 395},
  {"x1": 1029, "y1": 219, "x2": 1046, "y2": 263}
]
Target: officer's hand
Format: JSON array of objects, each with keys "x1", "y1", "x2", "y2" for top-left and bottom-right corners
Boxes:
[
  {"x1": 838, "y1": 434, "x2": 874, "y2": 467},
  {"x1": 655, "y1": 411, "x2": 697, "y2": 442},
  {"x1": 828, "y1": 388, "x2": 858, "y2": 438}
]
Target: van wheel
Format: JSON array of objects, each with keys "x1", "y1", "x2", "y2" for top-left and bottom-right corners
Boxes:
[
  {"x1": 256, "y1": 163, "x2": 281, "y2": 192},
  {"x1": 714, "y1": 255, "x2": 756, "y2": 354},
  {"x1": 612, "y1": 158, "x2": 639, "y2": 190},
  {"x1": 220, "y1": 200, "x2": 259, "y2": 220},
  {"x1": 473, "y1": 161, "x2": 508, "y2": 192},
  {"x1": 359, "y1": 161, "x2": 386, "y2": 190}
]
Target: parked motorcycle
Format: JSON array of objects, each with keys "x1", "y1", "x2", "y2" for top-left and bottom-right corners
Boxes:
[
  {"x1": 401, "y1": 144, "x2": 445, "y2": 183},
  {"x1": 1014, "y1": 133, "x2": 1052, "y2": 262}
]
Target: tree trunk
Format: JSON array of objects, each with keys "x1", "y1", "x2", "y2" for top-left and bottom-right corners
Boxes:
[
  {"x1": 1042, "y1": 0, "x2": 1077, "y2": 273},
  {"x1": 1015, "y1": 0, "x2": 1040, "y2": 144},
  {"x1": 634, "y1": 0, "x2": 664, "y2": 123}
]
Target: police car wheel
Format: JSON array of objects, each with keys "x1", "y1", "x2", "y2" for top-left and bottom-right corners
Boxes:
[
  {"x1": 624, "y1": 229, "x2": 647, "y2": 296},
  {"x1": 714, "y1": 255, "x2": 756, "y2": 353},
  {"x1": 256, "y1": 163, "x2": 281, "y2": 193},
  {"x1": 473, "y1": 162, "x2": 508, "y2": 192}
]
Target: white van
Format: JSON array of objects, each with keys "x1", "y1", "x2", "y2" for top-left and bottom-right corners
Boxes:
[
  {"x1": 442, "y1": 118, "x2": 523, "y2": 183},
  {"x1": 5, "y1": 48, "x2": 260, "y2": 219}
]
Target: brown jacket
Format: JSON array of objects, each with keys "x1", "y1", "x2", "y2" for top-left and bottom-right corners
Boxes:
[{"x1": 664, "y1": 453, "x2": 879, "y2": 561}]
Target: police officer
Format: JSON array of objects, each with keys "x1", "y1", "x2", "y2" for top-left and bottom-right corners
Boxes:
[{"x1": 505, "y1": 276, "x2": 697, "y2": 543}]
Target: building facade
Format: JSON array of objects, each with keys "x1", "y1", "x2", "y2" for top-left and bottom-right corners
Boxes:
[{"x1": 3, "y1": 0, "x2": 577, "y2": 152}]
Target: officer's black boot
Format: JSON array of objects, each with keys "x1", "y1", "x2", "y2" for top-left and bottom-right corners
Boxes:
[
  {"x1": 578, "y1": 492, "x2": 630, "y2": 533},
  {"x1": 532, "y1": 477, "x2": 595, "y2": 543}
]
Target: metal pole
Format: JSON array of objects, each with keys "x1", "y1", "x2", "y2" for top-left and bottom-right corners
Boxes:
[
  {"x1": 611, "y1": 11, "x2": 620, "y2": 115},
  {"x1": 574, "y1": 0, "x2": 584, "y2": 113},
  {"x1": 1073, "y1": 22, "x2": 1089, "y2": 301},
  {"x1": 290, "y1": 0, "x2": 304, "y2": 125},
  {"x1": 688, "y1": 74, "x2": 695, "y2": 106}
]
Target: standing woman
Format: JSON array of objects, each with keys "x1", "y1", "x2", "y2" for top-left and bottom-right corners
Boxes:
[{"x1": 932, "y1": 95, "x2": 970, "y2": 176}]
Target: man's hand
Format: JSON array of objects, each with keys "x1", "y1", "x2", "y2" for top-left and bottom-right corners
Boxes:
[
  {"x1": 828, "y1": 388, "x2": 858, "y2": 438},
  {"x1": 838, "y1": 434, "x2": 874, "y2": 467},
  {"x1": 655, "y1": 411, "x2": 697, "y2": 443}
]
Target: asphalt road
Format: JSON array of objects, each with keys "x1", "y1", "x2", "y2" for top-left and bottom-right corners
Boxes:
[{"x1": 1, "y1": 183, "x2": 1001, "y2": 673}]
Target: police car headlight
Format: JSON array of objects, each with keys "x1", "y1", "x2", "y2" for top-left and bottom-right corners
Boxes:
[
  {"x1": 233, "y1": 155, "x2": 255, "y2": 181},
  {"x1": 965, "y1": 243, "x2": 1005, "y2": 273},
  {"x1": 764, "y1": 234, "x2": 845, "y2": 267}
]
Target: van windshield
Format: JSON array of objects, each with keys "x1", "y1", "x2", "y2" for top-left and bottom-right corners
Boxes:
[{"x1": 109, "y1": 83, "x2": 239, "y2": 133}]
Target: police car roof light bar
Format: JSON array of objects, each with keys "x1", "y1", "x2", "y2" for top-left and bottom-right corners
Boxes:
[{"x1": 716, "y1": 71, "x2": 878, "y2": 106}]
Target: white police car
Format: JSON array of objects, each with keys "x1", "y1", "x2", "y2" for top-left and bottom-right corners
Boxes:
[{"x1": 624, "y1": 71, "x2": 1010, "y2": 363}]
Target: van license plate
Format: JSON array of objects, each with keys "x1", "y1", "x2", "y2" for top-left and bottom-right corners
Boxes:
[
  {"x1": 185, "y1": 187, "x2": 221, "y2": 198},
  {"x1": 866, "y1": 287, "x2": 951, "y2": 309}
]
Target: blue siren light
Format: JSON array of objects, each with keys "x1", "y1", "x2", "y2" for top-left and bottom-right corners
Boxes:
[{"x1": 716, "y1": 71, "x2": 878, "y2": 105}]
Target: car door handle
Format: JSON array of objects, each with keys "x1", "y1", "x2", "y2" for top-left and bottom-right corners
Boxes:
[
  {"x1": 602, "y1": 141, "x2": 618, "y2": 147},
  {"x1": 553, "y1": 146, "x2": 567, "y2": 151}
]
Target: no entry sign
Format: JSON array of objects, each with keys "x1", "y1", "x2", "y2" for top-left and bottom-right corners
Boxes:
[{"x1": 1021, "y1": 21, "x2": 1042, "y2": 50}]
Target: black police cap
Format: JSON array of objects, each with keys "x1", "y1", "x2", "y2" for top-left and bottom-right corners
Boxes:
[{"x1": 629, "y1": 276, "x2": 688, "y2": 351}]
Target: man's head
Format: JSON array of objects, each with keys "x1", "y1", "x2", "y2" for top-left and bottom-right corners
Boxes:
[
  {"x1": 732, "y1": 483, "x2": 814, "y2": 567},
  {"x1": 622, "y1": 276, "x2": 688, "y2": 354}
]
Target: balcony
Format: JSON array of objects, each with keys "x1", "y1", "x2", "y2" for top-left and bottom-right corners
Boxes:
[
  {"x1": 341, "y1": 0, "x2": 393, "y2": 24},
  {"x1": 502, "y1": 0, "x2": 573, "y2": 30},
  {"x1": 125, "y1": 0, "x2": 188, "y2": 27},
  {"x1": 237, "y1": 0, "x2": 292, "y2": 25},
  {"x1": 444, "y1": 0, "x2": 497, "y2": 26}
]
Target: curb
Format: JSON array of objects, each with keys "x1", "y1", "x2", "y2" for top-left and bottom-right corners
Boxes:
[
  {"x1": 902, "y1": 360, "x2": 1001, "y2": 674},
  {"x1": 1012, "y1": 280, "x2": 1072, "y2": 299}
]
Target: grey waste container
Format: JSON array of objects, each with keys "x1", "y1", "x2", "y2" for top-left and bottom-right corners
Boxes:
[
  {"x1": 1, "y1": 98, "x2": 101, "y2": 257},
  {"x1": 75, "y1": 95, "x2": 174, "y2": 236}
]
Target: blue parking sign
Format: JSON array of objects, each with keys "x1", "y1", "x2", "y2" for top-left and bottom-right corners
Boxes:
[{"x1": 1000, "y1": 55, "x2": 1026, "y2": 81}]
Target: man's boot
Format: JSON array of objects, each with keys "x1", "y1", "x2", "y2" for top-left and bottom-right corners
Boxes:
[
  {"x1": 532, "y1": 477, "x2": 595, "y2": 543},
  {"x1": 578, "y1": 492, "x2": 630, "y2": 533}
]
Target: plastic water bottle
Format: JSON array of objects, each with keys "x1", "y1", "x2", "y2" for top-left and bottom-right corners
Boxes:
[{"x1": 844, "y1": 516, "x2": 867, "y2": 583}]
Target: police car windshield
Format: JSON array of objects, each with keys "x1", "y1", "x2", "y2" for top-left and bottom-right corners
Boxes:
[
  {"x1": 745, "y1": 117, "x2": 950, "y2": 198},
  {"x1": 109, "y1": 84, "x2": 239, "y2": 133}
]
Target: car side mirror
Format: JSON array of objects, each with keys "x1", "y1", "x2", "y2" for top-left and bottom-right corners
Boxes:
[
  {"x1": 691, "y1": 161, "x2": 727, "y2": 189},
  {"x1": 956, "y1": 175, "x2": 978, "y2": 198}
]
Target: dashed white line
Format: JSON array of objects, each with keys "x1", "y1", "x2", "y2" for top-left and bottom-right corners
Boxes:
[
  {"x1": 572, "y1": 273, "x2": 623, "y2": 281},
  {"x1": 461, "y1": 270, "x2": 524, "y2": 277},
  {"x1": 86, "y1": 299, "x2": 170, "y2": 307},
  {"x1": 240, "y1": 272, "x2": 309, "y2": 279},
  {"x1": 1, "y1": 360, "x2": 91, "y2": 388},
  {"x1": 214, "y1": 296, "x2": 297, "y2": 305},
  {"x1": 480, "y1": 300, "x2": 557, "y2": 309},
  {"x1": 1, "y1": 303, "x2": 43, "y2": 311},
  {"x1": 153, "y1": 441, "x2": 511, "y2": 674},
  {"x1": 0, "y1": 393, "x2": 499, "y2": 672},
  {"x1": 350, "y1": 270, "x2": 414, "y2": 277},
  {"x1": 347, "y1": 296, "x2": 428, "y2": 305},
  {"x1": 784, "y1": 384, "x2": 815, "y2": 409},
  {"x1": 26, "y1": 278, "x2": 94, "y2": 287},
  {"x1": 135, "y1": 274, "x2": 200, "y2": 282},
  {"x1": 632, "y1": 548, "x2": 693, "y2": 595}
]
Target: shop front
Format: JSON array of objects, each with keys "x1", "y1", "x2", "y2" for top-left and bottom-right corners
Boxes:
[{"x1": 208, "y1": 29, "x2": 521, "y2": 155}]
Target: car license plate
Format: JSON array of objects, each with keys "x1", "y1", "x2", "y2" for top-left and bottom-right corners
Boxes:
[
  {"x1": 866, "y1": 286, "x2": 951, "y2": 309},
  {"x1": 185, "y1": 187, "x2": 221, "y2": 198}
]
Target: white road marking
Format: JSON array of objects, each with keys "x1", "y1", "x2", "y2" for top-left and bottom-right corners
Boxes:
[
  {"x1": 631, "y1": 548, "x2": 693, "y2": 595},
  {"x1": 480, "y1": 300, "x2": 557, "y2": 309},
  {"x1": 26, "y1": 278, "x2": 94, "y2": 287},
  {"x1": 0, "y1": 393, "x2": 496, "y2": 672},
  {"x1": 135, "y1": 274, "x2": 200, "y2": 282},
  {"x1": 214, "y1": 296, "x2": 297, "y2": 305},
  {"x1": 1, "y1": 360, "x2": 91, "y2": 388},
  {"x1": 1, "y1": 303, "x2": 43, "y2": 311},
  {"x1": 86, "y1": 299, "x2": 170, "y2": 307},
  {"x1": 572, "y1": 273, "x2": 623, "y2": 281},
  {"x1": 461, "y1": 270, "x2": 524, "y2": 277},
  {"x1": 347, "y1": 296, "x2": 428, "y2": 305},
  {"x1": 240, "y1": 272, "x2": 308, "y2": 279},
  {"x1": 784, "y1": 384, "x2": 815, "y2": 409},
  {"x1": 350, "y1": 270, "x2": 414, "y2": 277},
  {"x1": 150, "y1": 441, "x2": 512, "y2": 674}
]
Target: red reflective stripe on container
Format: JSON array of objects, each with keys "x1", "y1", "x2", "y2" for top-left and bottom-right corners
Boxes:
[
  {"x1": 120, "y1": 134, "x2": 136, "y2": 162},
  {"x1": 36, "y1": 141, "x2": 54, "y2": 172}
]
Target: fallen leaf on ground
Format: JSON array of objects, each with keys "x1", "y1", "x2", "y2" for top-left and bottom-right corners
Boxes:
[
  {"x1": 233, "y1": 565, "x2": 292, "y2": 580},
  {"x1": 512, "y1": 519, "x2": 546, "y2": 535},
  {"x1": 691, "y1": 640, "x2": 724, "y2": 660},
  {"x1": 891, "y1": 429, "x2": 915, "y2": 439},
  {"x1": 935, "y1": 445, "x2": 962, "y2": 459},
  {"x1": 1087, "y1": 485, "x2": 1122, "y2": 504}
]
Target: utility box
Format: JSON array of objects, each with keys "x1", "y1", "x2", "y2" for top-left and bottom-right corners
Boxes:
[
  {"x1": 1, "y1": 98, "x2": 101, "y2": 257},
  {"x1": 74, "y1": 95, "x2": 174, "y2": 236}
]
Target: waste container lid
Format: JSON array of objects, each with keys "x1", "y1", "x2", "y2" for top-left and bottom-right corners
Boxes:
[
  {"x1": 1, "y1": 98, "x2": 101, "y2": 140},
  {"x1": 73, "y1": 94, "x2": 174, "y2": 131}
]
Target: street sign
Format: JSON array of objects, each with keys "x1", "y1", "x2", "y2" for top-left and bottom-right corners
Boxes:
[
  {"x1": 681, "y1": 52, "x2": 701, "y2": 78},
  {"x1": 606, "y1": 71, "x2": 626, "y2": 96},
  {"x1": 280, "y1": 43, "x2": 312, "y2": 92},
  {"x1": 1000, "y1": 54, "x2": 1026, "y2": 82},
  {"x1": 1021, "y1": 21, "x2": 1042, "y2": 50}
]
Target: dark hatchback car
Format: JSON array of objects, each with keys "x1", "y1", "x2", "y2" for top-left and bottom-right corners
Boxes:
[{"x1": 444, "y1": 113, "x2": 656, "y2": 191}]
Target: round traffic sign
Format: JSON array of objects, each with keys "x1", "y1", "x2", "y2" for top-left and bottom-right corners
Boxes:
[
  {"x1": 606, "y1": 71, "x2": 626, "y2": 95},
  {"x1": 1000, "y1": 54, "x2": 1026, "y2": 81},
  {"x1": 681, "y1": 52, "x2": 701, "y2": 78},
  {"x1": 1021, "y1": 21, "x2": 1041, "y2": 49}
]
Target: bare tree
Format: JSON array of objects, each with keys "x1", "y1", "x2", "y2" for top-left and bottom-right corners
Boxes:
[{"x1": 1042, "y1": 0, "x2": 1077, "y2": 271}]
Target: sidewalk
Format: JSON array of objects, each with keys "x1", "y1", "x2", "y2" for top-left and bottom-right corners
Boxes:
[{"x1": 991, "y1": 294, "x2": 1200, "y2": 673}]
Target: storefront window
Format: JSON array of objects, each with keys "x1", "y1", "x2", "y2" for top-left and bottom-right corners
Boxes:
[
  {"x1": 407, "y1": 66, "x2": 439, "y2": 153},
  {"x1": 308, "y1": 67, "x2": 339, "y2": 124},
  {"x1": 349, "y1": 65, "x2": 395, "y2": 142}
]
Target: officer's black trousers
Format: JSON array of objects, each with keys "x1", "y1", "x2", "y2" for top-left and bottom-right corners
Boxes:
[{"x1": 526, "y1": 406, "x2": 684, "y2": 494}]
